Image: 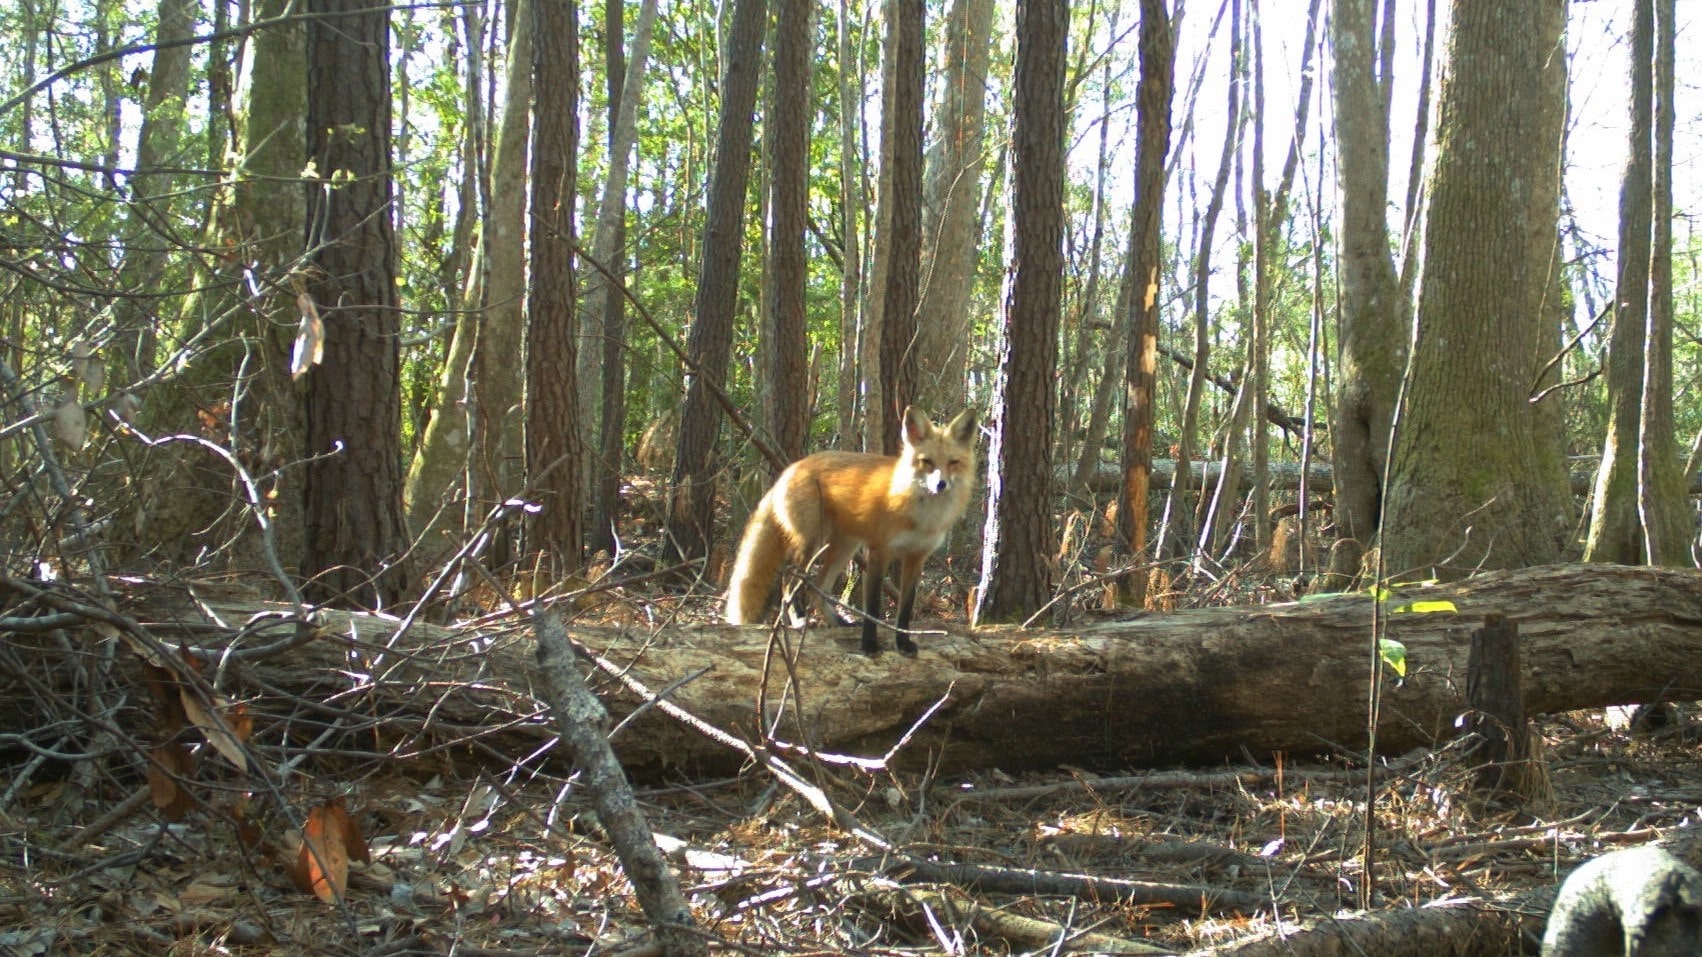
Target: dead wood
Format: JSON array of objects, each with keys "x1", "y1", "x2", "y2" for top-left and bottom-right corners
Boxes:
[
  {"x1": 862, "y1": 884, "x2": 1174, "y2": 954},
  {"x1": 1195, "y1": 899, "x2": 1529, "y2": 956},
  {"x1": 44, "y1": 563, "x2": 1702, "y2": 781},
  {"x1": 534, "y1": 613, "x2": 705, "y2": 957},
  {"x1": 884, "y1": 857, "x2": 1263, "y2": 914}
]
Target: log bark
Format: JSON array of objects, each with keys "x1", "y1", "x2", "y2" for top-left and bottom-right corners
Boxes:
[{"x1": 97, "y1": 564, "x2": 1702, "y2": 779}]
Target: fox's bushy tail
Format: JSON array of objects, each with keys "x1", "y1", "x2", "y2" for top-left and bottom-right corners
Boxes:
[{"x1": 725, "y1": 500, "x2": 788, "y2": 624}]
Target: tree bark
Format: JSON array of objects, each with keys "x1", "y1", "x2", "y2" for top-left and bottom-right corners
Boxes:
[
  {"x1": 974, "y1": 0, "x2": 1064, "y2": 623},
  {"x1": 186, "y1": 564, "x2": 1702, "y2": 779},
  {"x1": 662, "y1": 0, "x2": 766, "y2": 561},
  {"x1": 1583, "y1": 0, "x2": 1688, "y2": 567},
  {"x1": 1113, "y1": 0, "x2": 1174, "y2": 607},
  {"x1": 405, "y1": 0, "x2": 534, "y2": 551},
  {"x1": 763, "y1": 0, "x2": 812, "y2": 467},
  {"x1": 302, "y1": 0, "x2": 411, "y2": 607},
  {"x1": 914, "y1": 0, "x2": 994, "y2": 415},
  {"x1": 584, "y1": 0, "x2": 658, "y2": 556},
  {"x1": 1328, "y1": 0, "x2": 1405, "y2": 565},
  {"x1": 524, "y1": 0, "x2": 583, "y2": 574},
  {"x1": 1382, "y1": 0, "x2": 1574, "y2": 577},
  {"x1": 872, "y1": 0, "x2": 924, "y2": 454}
]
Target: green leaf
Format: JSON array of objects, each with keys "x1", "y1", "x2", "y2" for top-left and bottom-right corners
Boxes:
[{"x1": 1378, "y1": 638, "x2": 1408, "y2": 677}]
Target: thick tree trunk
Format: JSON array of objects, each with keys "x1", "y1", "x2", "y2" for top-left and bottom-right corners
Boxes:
[{"x1": 160, "y1": 564, "x2": 1702, "y2": 779}]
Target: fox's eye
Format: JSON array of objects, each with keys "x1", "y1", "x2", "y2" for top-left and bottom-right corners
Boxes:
[{"x1": 918, "y1": 457, "x2": 934, "y2": 470}]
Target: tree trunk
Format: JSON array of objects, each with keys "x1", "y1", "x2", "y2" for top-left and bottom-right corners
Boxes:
[
  {"x1": 974, "y1": 0, "x2": 1064, "y2": 623},
  {"x1": 1583, "y1": 0, "x2": 1688, "y2": 568},
  {"x1": 763, "y1": 0, "x2": 812, "y2": 467},
  {"x1": 662, "y1": 0, "x2": 767, "y2": 561},
  {"x1": 524, "y1": 0, "x2": 583, "y2": 575},
  {"x1": 110, "y1": 0, "x2": 195, "y2": 381},
  {"x1": 407, "y1": 0, "x2": 534, "y2": 550},
  {"x1": 201, "y1": 563, "x2": 1702, "y2": 779},
  {"x1": 583, "y1": 0, "x2": 657, "y2": 556},
  {"x1": 302, "y1": 0, "x2": 411, "y2": 607},
  {"x1": 1328, "y1": 0, "x2": 1405, "y2": 568},
  {"x1": 914, "y1": 0, "x2": 994, "y2": 415},
  {"x1": 1382, "y1": 0, "x2": 1573, "y2": 577},
  {"x1": 834, "y1": 0, "x2": 866, "y2": 446},
  {"x1": 473, "y1": 0, "x2": 534, "y2": 532},
  {"x1": 873, "y1": 0, "x2": 924, "y2": 453},
  {"x1": 1113, "y1": 0, "x2": 1174, "y2": 607},
  {"x1": 1164, "y1": 3, "x2": 1237, "y2": 562}
]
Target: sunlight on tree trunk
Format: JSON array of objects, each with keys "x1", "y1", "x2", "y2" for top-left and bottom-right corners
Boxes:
[{"x1": 1113, "y1": 0, "x2": 1175, "y2": 608}]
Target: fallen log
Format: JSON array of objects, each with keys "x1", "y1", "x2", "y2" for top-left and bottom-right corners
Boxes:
[{"x1": 58, "y1": 563, "x2": 1702, "y2": 779}]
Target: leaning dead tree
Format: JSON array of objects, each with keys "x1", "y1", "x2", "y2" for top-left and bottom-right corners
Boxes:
[{"x1": 21, "y1": 563, "x2": 1699, "y2": 780}]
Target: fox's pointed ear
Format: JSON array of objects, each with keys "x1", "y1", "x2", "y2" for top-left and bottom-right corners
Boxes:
[
  {"x1": 945, "y1": 408, "x2": 978, "y2": 444},
  {"x1": 901, "y1": 406, "x2": 932, "y2": 445}
]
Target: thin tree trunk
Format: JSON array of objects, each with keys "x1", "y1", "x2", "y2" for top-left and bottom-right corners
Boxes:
[
  {"x1": 874, "y1": 0, "x2": 924, "y2": 452},
  {"x1": 1328, "y1": 0, "x2": 1407, "y2": 581},
  {"x1": 1583, "y1": 0, "x2": 1688, "y2": 567},
  {"x1": 915, "y1": 0, "x2": 995, "y2": 415},
  {"x1": 834, "y1": 0, "x2": 865, "y2": 445},
  {"x1": 662, "y1": 0, "x2": 768, "y2": 561},
  {"x1": 584, "y1": 0, "x2": 659, "y2": 555},
  {"x1": 1166, "y1": 1, "x2": 1239, "y2": 563},
  {"x1": 763, "y1": 0, "x2": 813, "y2": 467},
  {"x1": 111, "y1": 0, "x2": 195, "y2": 382},
  {"x1": 1112, "y1": 0, "x2": 1175, "y2": 607}
]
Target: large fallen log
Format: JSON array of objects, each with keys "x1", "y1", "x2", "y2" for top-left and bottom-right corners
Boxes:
[{"x1": 93, "y1": 563, "x2": 1702, "y2": 778}]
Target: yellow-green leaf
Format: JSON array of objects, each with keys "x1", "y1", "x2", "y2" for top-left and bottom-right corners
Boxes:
[
  {"x1": 1391, "y1": 600, "x2": 1457, "y2": 614},
  {"x1": 1378, "y1": 638, "x2": 1408, "y2": 677}
]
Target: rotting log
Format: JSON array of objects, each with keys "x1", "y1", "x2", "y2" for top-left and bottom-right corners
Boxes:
[{"x1": 108, "y1": 563, "x2": 1702, "y2": 779}]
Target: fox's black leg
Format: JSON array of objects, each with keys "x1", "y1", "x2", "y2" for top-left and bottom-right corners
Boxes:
[
  {"x1": 859, "y1": 561, "x2": 884, "y2": 655},
  {"x1": 894, "y1": 586, "x2": 919, "y2": 657},
  {"x1": 893, "y1": 555, "x2": 923, "y2": 657}
]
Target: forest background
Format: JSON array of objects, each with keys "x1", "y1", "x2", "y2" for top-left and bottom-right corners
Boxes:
[
  {"x1": 9, "y1": 0, "x2": 1702, "y2": 952},
  {"x1": 1, "y1": 0, "x2": 1699, "y2": 617}
]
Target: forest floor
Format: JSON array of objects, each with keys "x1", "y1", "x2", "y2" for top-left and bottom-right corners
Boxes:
[{"x1": 3, "y1": 540, "x2": 1700, "y2": 955}]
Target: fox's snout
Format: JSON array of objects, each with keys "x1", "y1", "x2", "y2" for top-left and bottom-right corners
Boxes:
[{"x1": 922, "y1": 468, "x2": 951, "y2": 495}]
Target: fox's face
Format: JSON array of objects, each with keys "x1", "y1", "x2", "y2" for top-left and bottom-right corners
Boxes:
[{"x1": 900, "y1": 407, "x2": 979, "y2": 496}]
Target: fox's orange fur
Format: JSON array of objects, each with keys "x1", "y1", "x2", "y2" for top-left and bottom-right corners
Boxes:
[{"x1": 725, "y1": 407, "x2": 979, "y2": 655}]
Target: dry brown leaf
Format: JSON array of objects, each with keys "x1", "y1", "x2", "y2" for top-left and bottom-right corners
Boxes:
[{"x1": 292, "y1": 802, "x2": 355, "y2": 903}]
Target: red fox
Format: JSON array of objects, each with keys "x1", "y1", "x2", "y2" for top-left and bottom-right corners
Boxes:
[{"x1": 725, "y1": 407, "x2": 979, "y2": 656}]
